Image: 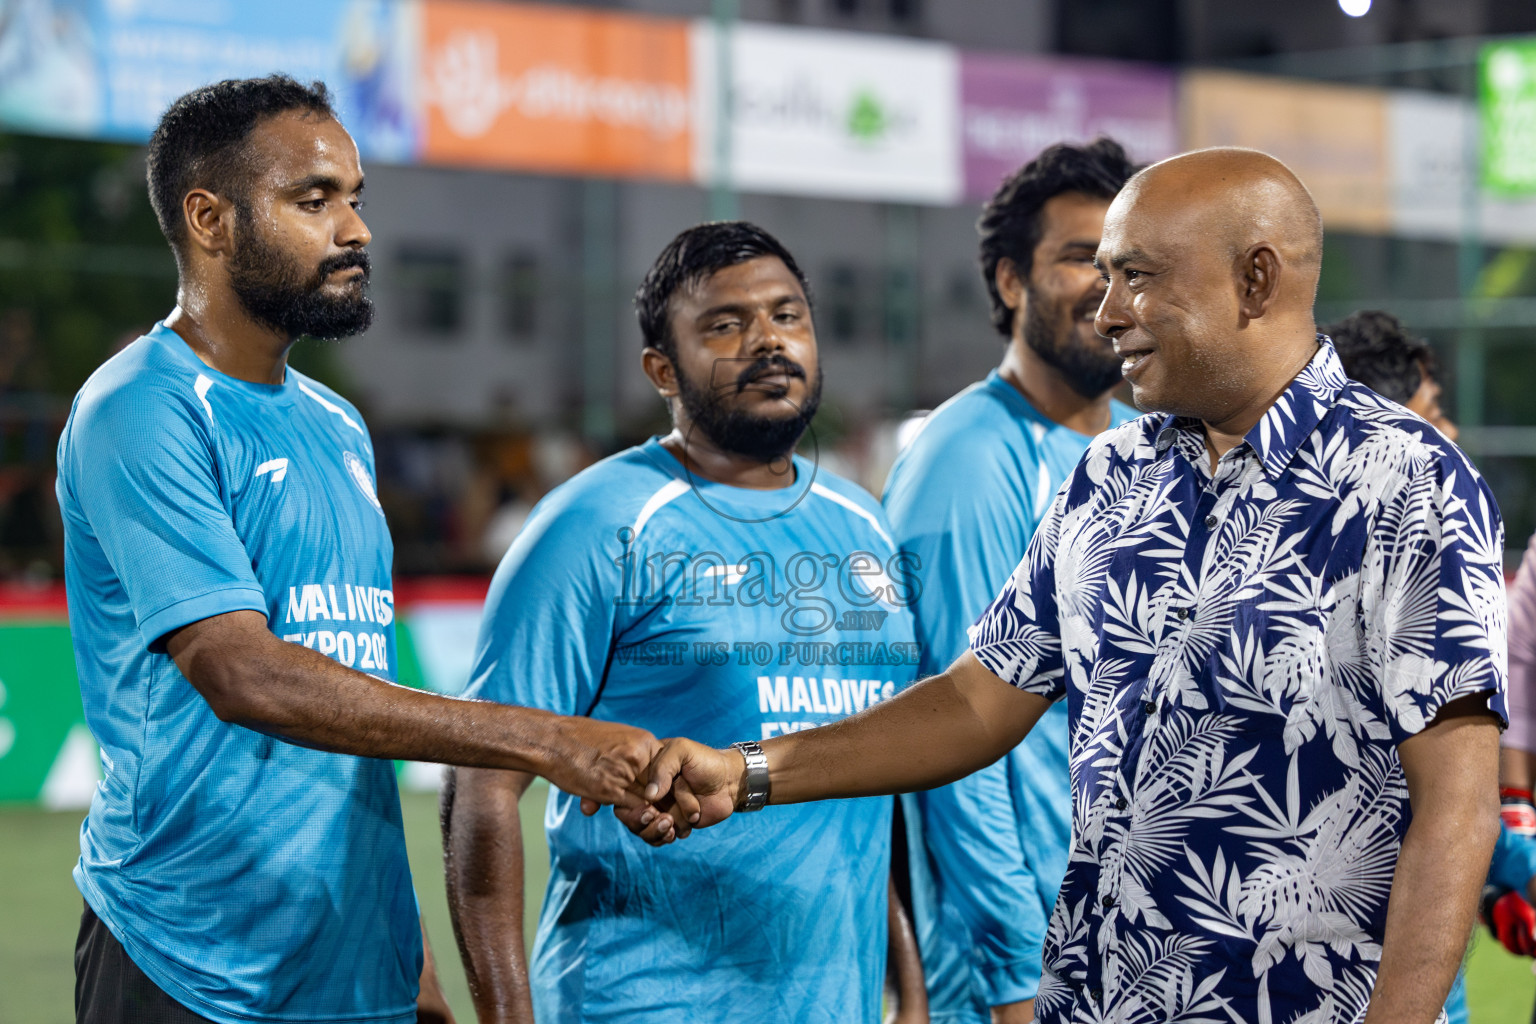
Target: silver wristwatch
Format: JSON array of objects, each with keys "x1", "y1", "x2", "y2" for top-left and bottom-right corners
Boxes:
[{"x1": 731, "y1": 741, "x2": 771, "y2": 811}]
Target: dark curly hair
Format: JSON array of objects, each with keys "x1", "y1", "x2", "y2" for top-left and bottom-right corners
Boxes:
[
  {"x1": 635, "y1": 221, "x2": 811, "y2": 358},
  {"x1": 1325, "y1": 309, "x2": 1436, "y2": 404},
  {"x1": 978, "y1": 137, "x2": 1138, "y2": 339},
  {"x1": 147, "y1": 75, "x2": 336, "y2": 264}
]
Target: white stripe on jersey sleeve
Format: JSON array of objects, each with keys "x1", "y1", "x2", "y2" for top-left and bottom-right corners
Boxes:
[
  {"x1": 1035, "y1": 461, "x2": 1052, "y2": 520},
  {"x1": 809, "y1": 482, "x2": 894, "y2": 551},
  {"x1": 630, "y1": 479, "x2": 691, "y2": 542},
  {"x1": 194, "y1": 374, "x2": 215, "y2": 423},
  {"x1": 298, "y1": 381, "x2": 365, "y2": 436}
]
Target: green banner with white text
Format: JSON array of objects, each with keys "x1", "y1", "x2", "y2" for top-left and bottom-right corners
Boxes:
[
  {"x1": 0, "y1": 583, "x2": 486, "y2": 807},
  {"x1": 1481, "y1": 38, "x2": 1536, "y2": 196}
]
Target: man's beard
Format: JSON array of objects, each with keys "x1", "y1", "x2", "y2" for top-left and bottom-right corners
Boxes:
[
  {"x1": 1022, "y1": 283, "x2": 1122, "y2": 399},
  {"x1": 675, "y1": 354, "x2": 823, "y2": 463},
  {"x1": 228, "y1": 215, "x2": 374, "y2": 340}
]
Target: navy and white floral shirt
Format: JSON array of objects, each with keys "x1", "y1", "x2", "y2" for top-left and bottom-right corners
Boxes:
[{"x1": 969, "y1": 339, "x2": 1508, "y2": 1024}]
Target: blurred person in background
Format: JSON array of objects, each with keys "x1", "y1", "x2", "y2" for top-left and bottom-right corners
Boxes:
[
  {"x1": 881, "y1": 138, "x2": 1138, "y2": 1024},
  {"x1": 1488, "y1": 524, "x2": 1536, "y2": 1024},
  {"x1": 1326, "y1": 309, "x2": 1457, "y2": 441},
  {"x1": 442, "y1": 221, "x2": 926, "y2": 1024},
  {"x1": 56, "y1": 75, "x2": 662, "y2": 1024}
]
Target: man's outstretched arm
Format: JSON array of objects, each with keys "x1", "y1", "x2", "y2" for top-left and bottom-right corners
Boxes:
[
  {"x1": 628, "y1": 652, "x2": 1053, "y2": 841},
  {"x1": 167, "y1": 610, "x2": 658, "y2": 808},
  {"x1": 1363, "y1": 694, "x2": 1501, "y2": 1024}
]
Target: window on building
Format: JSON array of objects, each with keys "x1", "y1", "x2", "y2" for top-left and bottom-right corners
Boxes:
[
  {"x1": 884, "y1": 264, "x2": 920, "y2": 348},
  {"x1": 823, "y1": 262, "x2": 865, "y2": 344},
  {"x1": 829, "y1": 0, "x2": 860, "y2": 16},
  {"x1": 396, "y1": 246, "x2": 465, "y2": 337},
  {"x1": 946, "y1": 266, "x2": 980, "y2": 311},
  {"x1": 889, "y1": 0, "x2": 920, "y2": 23},
  {"x1": 501, "y1": 251, "x2": 540, "y2": 342}
]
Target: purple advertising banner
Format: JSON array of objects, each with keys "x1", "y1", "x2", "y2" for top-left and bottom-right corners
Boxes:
[{"x1": 960, "y1": 53, "x2": 1178, "y2": 201}]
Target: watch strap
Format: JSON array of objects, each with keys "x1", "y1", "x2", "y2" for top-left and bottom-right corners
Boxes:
[{"x1": 731, "y1": 740, "x2": 771, "y2": 811}]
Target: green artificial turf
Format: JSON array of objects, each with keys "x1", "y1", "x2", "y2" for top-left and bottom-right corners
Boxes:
[
  {"x1": 1466, "y1": 929, "x2": 1536, "y2": 1023},
  {"x1": 3, "y1": 789, "x2": 1532, "y2": 1023}
]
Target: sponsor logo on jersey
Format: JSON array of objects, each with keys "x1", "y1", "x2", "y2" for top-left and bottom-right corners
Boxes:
[
  {"x1": 343, "y1": 450, "x2": 384, "y2": 513},
  {"x1": 254, "y1": 457, "x2": 289, "y2": 483}
]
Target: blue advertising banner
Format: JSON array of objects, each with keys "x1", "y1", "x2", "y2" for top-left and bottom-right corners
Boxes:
[{"x1": 0, "y1": 0, "x2": 420, "y2": 160}]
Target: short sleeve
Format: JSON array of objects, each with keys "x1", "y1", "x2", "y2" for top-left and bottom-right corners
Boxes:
[
  {"x1": 967, "y1": 485, "x2": 1068, "y2": 701},
  {"x1": 1364, "y1": 457, "x2": 1508, "y2": 743},
  {"x1": 64, "y1": 386, "x2": 266, "y2": 648},
  {"x1": 463, "y1": 493, "x2": 618, "y2": 716}
]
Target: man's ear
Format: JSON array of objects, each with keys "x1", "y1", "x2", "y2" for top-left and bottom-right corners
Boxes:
[
  {"x1": 995, "y1": 257, "x2": 1026, "y2": 313},
  {"x1": 641, "y1": 346, "x2": 679, "y2": 398},
  {"x1": 1236, "y1": 243, "x2": 1283, "y2": 321},
  {"x1": 182, "y1": 188, "x2": 236, "y2": 258}
]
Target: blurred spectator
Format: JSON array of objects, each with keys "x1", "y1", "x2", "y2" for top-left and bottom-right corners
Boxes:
[
  {"x1": 0, "y1": 307, "x2": 64, "y2": 580},
  {"x1": 1325, "y1": 309, "x2": 1457, "y2": 440}
]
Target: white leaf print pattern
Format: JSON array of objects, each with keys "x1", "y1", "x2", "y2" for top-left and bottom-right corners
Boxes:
[{"x1": 966, "y1": 340, "x2": 1507, "y2": 1024}]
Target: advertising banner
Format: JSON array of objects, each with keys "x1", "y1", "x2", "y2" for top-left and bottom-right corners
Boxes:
[
  {"x1": 419, "y1": 1, "x2": 694, "y2": 180},
  {"x1": 93, "y1": 0, "x2": 420, "y2": 161},
  {"x1": 1388, "y1": 90, "x2": 1536, "y2": 244},
  {"x1": 959, "y1": 54, "x2": 1176, "y2": 202},
  {"x1": 1182, "y1": 70, "x2": 1390, "y2": 234},
  {"x1": 696, "y1": 22, "x2": 960, "y2": 205},
  {"x1": 0, "y1": 623, "x2": 89, "y2": 805},
  {"x1": 0, "y1": 0, "x2": 419, "y2": 160},
  {"x1": 0, "y1": 589, "x2": 481, "y2": 807},
  {"x1": 1480, "y1": 39, "x2": 1536, "y2": 196},
  {"x1": 1388, "y1": 90, "x2": 1467, "y2": 241},
  {"x1": 0, "y1": 0, "x2": 103, "y2": 138}
]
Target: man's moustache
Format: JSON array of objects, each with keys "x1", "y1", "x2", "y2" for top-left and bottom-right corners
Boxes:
[
  {"x1": 315, "y1": 251, "x2": 371, "y2": 282},
  {"x1": 735, "y1": 358, "x2": 806, "y2": 392}
]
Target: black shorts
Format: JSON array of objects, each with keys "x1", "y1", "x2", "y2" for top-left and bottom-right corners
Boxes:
[{"x1": 75, "y1": 902, "x2": 214, "y2": 1024}]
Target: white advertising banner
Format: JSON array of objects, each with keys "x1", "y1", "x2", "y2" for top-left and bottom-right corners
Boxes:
[
  {"x1": 693, "y1": 22, "x2": 961, "y2": 205},
  {"x1": 1389, "y1": 90, "x2": 1536, "y2": 245}
]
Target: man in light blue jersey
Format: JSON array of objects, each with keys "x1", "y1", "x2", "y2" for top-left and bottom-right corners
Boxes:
[
  {"x1": 57, "y1": 76, "x2": 660, "y2": 1024},
  {"x1": 443, "y1": 222, "x2": 925, "y2": 1023},
  {"x1": 882, "y1": 139, "x2": 1138, "y2": 1024}
]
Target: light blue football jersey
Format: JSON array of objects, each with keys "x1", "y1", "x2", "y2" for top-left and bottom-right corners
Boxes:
[
  {"x1": 881, "y1": 370, "x2": 1137, "y2": 1021},
  {"x1": 56, "y1": 322, "x2": 418, "y2": 1024},
  {"x1": 466, "y1": 437, "x2": 921, "y2": 1024}
]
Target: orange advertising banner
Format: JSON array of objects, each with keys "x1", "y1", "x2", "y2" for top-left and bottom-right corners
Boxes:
[
  {"x1": 419, "y1": 1, "x2": 693, "y2": 180},
  {"x1": 1182, "y1": 71, "x2": 1390, "y2": 233}
]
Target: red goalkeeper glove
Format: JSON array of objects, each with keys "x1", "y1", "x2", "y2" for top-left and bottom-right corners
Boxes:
[
  {"x1": 1481, "y1": 885, "x2": 1536, "y2": 957},
  {"x1": 1502, "y1": 787, "x2": 1536, "y2": 837}
]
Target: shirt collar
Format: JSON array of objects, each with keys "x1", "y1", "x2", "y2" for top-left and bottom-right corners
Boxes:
[{"x1": 1152, "y1": 336, "x2": 1348, "y2": 480}]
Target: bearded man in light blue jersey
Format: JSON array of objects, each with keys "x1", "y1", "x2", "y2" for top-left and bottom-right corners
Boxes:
[
  {"x1": 882, "y1": 139, "x2": 1138, "y2": 1024},
  {"x1": 443, "y1": 222, "x2": 925, "y2": 1023},
  {"x1": 57, "y1": 76, "x2": 661, "y2": 1024}
]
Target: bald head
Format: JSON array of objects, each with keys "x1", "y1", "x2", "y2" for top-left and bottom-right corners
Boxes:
[
  {"x1": 1121, "y1": 148, "x2": 1323, "y2": 309},
  {"x1": 1093, "y1": 147, "x2": 1327, "y2": 436}
]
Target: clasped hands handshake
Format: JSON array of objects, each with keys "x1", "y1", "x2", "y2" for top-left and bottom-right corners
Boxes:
[{"x1": 547, "y1": 717, "x2": 755, "y2": 845}]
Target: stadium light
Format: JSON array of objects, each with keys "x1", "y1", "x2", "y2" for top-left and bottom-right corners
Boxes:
[{"x1": 1339, "y1": 0, "x2": 1371, "y2": 16}]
